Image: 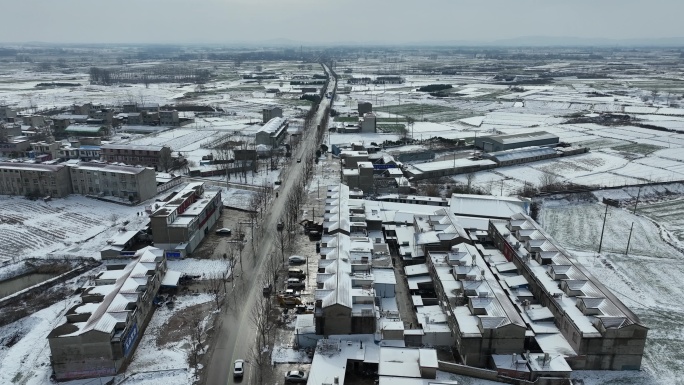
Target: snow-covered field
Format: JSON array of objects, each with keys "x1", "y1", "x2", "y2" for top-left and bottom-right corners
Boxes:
[{"x1": 0, "y1": 195, "x2": 143, "y2": 261}]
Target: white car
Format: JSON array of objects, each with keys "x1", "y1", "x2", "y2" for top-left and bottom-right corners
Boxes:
[
  {"x1": 288, "y1": 255, "x2": 306, "y2": 265},
  {"x1": 216, "y1": 228, "x2": 232, "y2": 236},
  {"x1": 233, "y1": 359, "x2": 244, "y2": 378},
  {"x1": 284, "y1": 370, "x2": 308, "y2": 383}
]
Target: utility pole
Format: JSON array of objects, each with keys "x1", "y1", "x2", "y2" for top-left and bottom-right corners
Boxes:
[
  {"x1": 625, "y1": 222, "x2": 634, "y2": 256},
  {"x1": 598, "y1": 204, "x2": 609, "y2": 255},
  {"x1": 633, "y1": 186, "x2": 641, "y2": 214},
  {"x1": 500, "y1": 180, "x2": 504, "y2": 196}
]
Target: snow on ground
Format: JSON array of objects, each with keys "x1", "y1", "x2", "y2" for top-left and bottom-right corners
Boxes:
[
  {"x1": 0, "y1": 295, "x2": 80, "y2": 385},
  {"x1": 539, "y1": 201, "x2": 684, "y2": 385},
  {"x1": 127, "y1": 293, "x2": 213, "y2": 381},
  {"x1": 330, "y1": 132, "x2": 400, "y2": 146},
  {"x1": 271, "y1": 345, "x2": 312, "y2": 364},
  {"x1": 221, "y1": 188, "x2": 258, "y2": 210},
  {"x1": 0, "y1": 195, "x2": 142, "y2": 261},
  {"x1": 167, "y1": 259, "x2": 231, "y2": 279}
]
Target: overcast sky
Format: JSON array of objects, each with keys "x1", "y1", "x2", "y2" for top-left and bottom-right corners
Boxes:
[{"x1": 1, "y1": 0, "x2": 682, "y2": 45}]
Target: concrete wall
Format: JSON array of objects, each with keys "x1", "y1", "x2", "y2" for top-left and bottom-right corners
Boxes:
[
  {"x1": 437, "y1": 361, "x2": 499, "y2": 381},
  {"x1": 319, "y1": 304, "x2": 352, "y2": 336}
]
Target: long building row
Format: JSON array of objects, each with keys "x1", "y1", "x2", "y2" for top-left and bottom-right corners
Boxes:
[{"x1": 0, "y1": 161, "x2": 157, "y2": 201}]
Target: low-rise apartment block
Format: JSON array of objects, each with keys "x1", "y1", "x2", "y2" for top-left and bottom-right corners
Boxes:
[
  {"x1": 149, "y1": 182, "x2": 222, "y2": 255},
  {"x1": 100, "y1": 144, "x2": 172, "y2": 171},
  {"x1": 68, "y1": 162, "x2": 157, "y2": 202},
  {"x1": 0, "y1": 162, "x2": 72, "y2": 197}
]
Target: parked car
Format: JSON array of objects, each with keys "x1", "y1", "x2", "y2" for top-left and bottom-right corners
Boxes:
[
  {"x1": 288, "y1": 255, "x2": 306, "y2": 265},
  {"x1": 263, "y1": 283, "x2": 272, "y2": 297},
  {"x1": 287, "y1": 278, "x2": 305, "y2": 290},
  {"x1": 284, "y1": 370, "x2": 308, "y2": 383},
  {"x1": 288, "y1": 268, "x2": 305, "y2": 278},
  {"x1": 233, "y1": 359, "x2": 245, "y2": 378},
  {"x1": 297, "y1": 158, "x2": 302, "y2": 163},
  {"x1": 215, "y1": 228, "x2": 232, "y2": 236}
]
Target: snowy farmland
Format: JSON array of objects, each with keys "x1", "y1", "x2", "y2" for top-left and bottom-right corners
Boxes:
[{"x1": 0, "y1": 195, "x2": 142, "y2": 261}]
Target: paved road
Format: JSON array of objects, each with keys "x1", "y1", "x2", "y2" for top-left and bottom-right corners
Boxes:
[{"x1": 205, "y1": 63, "x2": 337, "y2": 385}]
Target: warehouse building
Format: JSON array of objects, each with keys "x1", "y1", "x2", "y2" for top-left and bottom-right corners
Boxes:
[
  {"x1": 404, "y1": 158, "x2": 496, "y2": 180},
  {"x1": 483, "y1": 146, "x2": 559, "y2": 166},
  {"x1": 475, "y1": 131, "x2": 559, "y2": 152},
  {"x1": 255, "y1": 117, "x2": 288, "y2": 147}
]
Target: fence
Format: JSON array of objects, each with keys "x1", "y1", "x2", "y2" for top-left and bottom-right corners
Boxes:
[{"x1": 157, "y1": 176, "x2": 183, "y2": 193}]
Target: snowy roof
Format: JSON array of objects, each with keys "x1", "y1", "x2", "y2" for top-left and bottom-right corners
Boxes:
[
  {"x1": 373, "y1": 268, "x2": 397, "y2": 285},
  {"x1": 487, "y1": 146, "x2": 557, "y2": 163},
  {"x1": 308, "y1": 337, "x2": 377, "y2": 385},
  {"x1": 64, "y1": 125, "x2": 104, "y2": 133},
  {"x1": 450, "y1": 194, "x2": 529, "y2": 219},
  {"x1": 318, "y1": 256, "x2": 352, "y2": 309},
  {"x1": 526, "y1": 306, "x2": 555, "y2": 322},
  {"x1": 405, "y1": 264, "x2": 429, "y2": 276},
  {"x1": 295, "y1": 314, "x2": 316, "y2": 335},
  {"x1": 53, "y1": 114, "x2": 88, "y2": 120},
  {"x1": 161, "y1": 270, "x2": 181, "y2": 287},
  {"x1": 487, "y1": 131, "x2": 559, "y2": 145},
  {"x1": 504, "y1": 275, "x2": 529, "y2": 288},
  {"x1": 407, "y1": 158, "x2": 496, "y2": 173},
  {"x1": 494, "y1": 214, "x2": 646, "y2": 331},
  {"x1": 258, "y1": 117, "x2": 287, "y2": 134},
  {"x1": 51, "y1": 246, "x2": 164, "y2": 338},
  {"x1": 378, "y1": 347, "x2": 422, "y2": 378},
  {"x1": 101, "y1": 143, "x2": 166, "y2": 151},
  {"x1": 0, "y1": 162, "x2": 65, "y2": 172},
  {"x1": 71, "y1": 161, "x2": 150, "y2": 175},
  {"x1": 527, "y1": 353, "x2": 572, "y2": 373}
]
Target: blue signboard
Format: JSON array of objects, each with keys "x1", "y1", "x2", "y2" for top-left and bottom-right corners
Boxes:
[
  {"x1": 373, "y1": 164, "x2": 397, "y2": 170},
  {"x1": 166, "y1": 251, "x2": 182, "y2": 259},
  {"x1": 123, "y1": 323, "x2": 139, "y2": 356}
]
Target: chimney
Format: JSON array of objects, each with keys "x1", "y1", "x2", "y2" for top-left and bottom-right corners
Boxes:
[{"x1": 543, "y1": 352, "x2": 550, "y2": 367}]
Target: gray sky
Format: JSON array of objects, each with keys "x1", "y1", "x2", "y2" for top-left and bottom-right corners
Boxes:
[{"x1": 1, "y1": 0, "x2": 682, "y2": 44}]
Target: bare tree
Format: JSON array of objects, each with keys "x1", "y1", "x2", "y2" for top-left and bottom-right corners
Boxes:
[
  {"x1": 248, "y1": 288, "x2": 276, "y2": 384},
  {"x1": 159, "y1": 149, "x2": 173, "y2": 173},
  {"x1": 207, "y1": 272, "x2": 225, "y2": 310},
  {"x1": 465, "y1": 172, "x2": 476, "y2": 194},
  {"x1": 184, "y1": 312, "x2": 206, "y2": 378},
  {"x1": 214, "y1": 144, "x2": 234, "y2": 182},
  {"x1": 424, "y1": 184, "x2": 440, "y2": 197},
  {"x1": 538, "y1": 172, "x2": 559, "y2": 192},
  {"x1": 276, "y1": 223, "x2": 288, "y2": 264}
]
